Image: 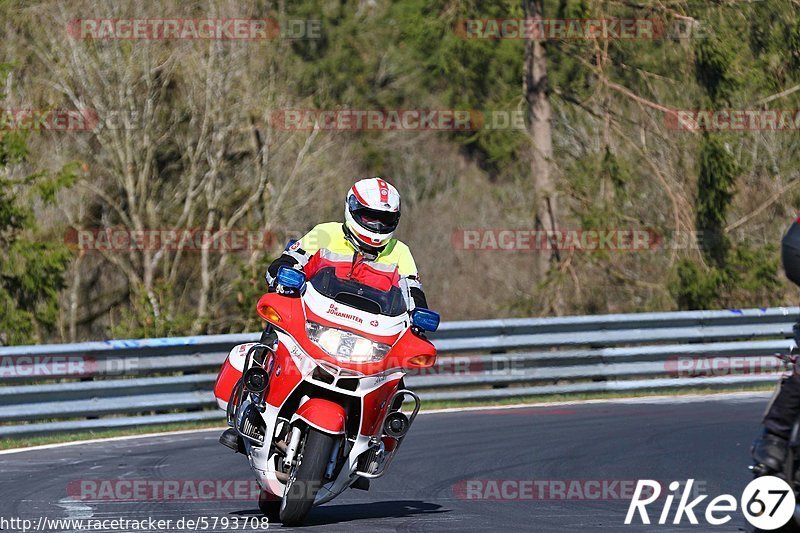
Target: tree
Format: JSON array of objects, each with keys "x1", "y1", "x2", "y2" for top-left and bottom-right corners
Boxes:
[
  {"x1": 523, "y1": 0, "x2": 559, "y2": 287},
  {"x1": 0, "y1": 64, "x2": 77, "y2": 345},
  {"x1": 27, "y1": 1, "x2": 338, "y2": 337}
]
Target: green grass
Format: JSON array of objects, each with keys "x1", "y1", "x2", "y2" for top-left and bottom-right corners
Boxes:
[{"x1": 0, "y1": 384, "x2": 775, "y2": 451}]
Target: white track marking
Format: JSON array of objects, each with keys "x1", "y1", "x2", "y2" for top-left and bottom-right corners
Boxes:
[
  {"x1": 56, "y1": 496, "x2": 94, "y2": 533},
  {"x1": 0, "y1": 428, "x2": 225, "y2": 456}
]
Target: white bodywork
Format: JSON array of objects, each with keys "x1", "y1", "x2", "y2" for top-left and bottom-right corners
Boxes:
[
  {"x1": 228, "y1": 289, "x2": 408, "y2": 506},
  {"x1": 302, "y1": 282, "x2": 409, "y2": 335}
]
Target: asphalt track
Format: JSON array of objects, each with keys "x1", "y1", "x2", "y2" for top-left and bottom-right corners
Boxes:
[{"x1": 0, "y1": 394, "x2": 774, "y2": 532}]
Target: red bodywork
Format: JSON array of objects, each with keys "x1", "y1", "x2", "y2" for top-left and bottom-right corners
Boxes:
[
  {"x1": 360, "y1": 377, "x2": 403, "y2": 435},
  {"x1": 215, "y1": 252, "x2": 437, "y2": 443},
  {"x1": 252, "y1": 290, "x2": 435, "y2": 439},
  {"x1": 303, "y1": 252, "x2": 400, "y2": 292},
  {"x1": 294, "y1": 399, "x2": 347, "y2": 434},
  {"x1": 265, "y1": 343, "x2": 302, "y2": 407},
  {"x1": 255, "y1": 291, "x2": 436, "y2": 376},
  {"x1": 214, "y1": 361, "x2": 241, "y2": 404}
]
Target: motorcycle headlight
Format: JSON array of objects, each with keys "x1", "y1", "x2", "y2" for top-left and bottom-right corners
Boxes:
[{"x1": 306, "y1": 321, "x2": 391, "y2": 363}]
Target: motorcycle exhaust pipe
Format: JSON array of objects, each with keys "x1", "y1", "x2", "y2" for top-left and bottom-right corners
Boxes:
[
  {"x1": 243, "y1": 367, "x2": 269, "y2": 393},
  {"x1": 383, "y1": 411, "x2": 410, "y2": 439}
]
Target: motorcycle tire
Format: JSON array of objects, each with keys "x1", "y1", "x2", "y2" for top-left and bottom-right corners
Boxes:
[
  {"x1": 279, "y1": 428, "x2": 335, "y2": 526},
  {"x1": 258, "y1": 489, "x2": 280, "y2": 521}
]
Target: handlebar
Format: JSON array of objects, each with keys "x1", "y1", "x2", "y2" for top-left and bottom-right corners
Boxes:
[{"x1": 776, "y1": 345, "x2": 800, "y2": 371}]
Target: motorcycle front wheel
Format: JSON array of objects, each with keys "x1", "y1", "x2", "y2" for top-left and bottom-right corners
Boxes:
[
  {"x1": 258, "y1": 489, "x2": 280, "y2": 521},
  {"x1": 279, "y1": 427, "x2": 336, "y2": 526}
]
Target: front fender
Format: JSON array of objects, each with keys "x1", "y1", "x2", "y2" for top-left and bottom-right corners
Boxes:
[{"x1": 291, "y1": 398, "x2": 346, "y2": 435}]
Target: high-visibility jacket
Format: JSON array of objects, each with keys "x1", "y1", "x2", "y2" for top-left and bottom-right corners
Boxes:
[
  {"x1": 266, "y1": 222, "x2": 426, "y2": 309},
  {"x1": 298, "y1": 222, "x2": 418, "y2": 276}
]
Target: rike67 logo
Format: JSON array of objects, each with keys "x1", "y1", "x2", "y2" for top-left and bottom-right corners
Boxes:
[{"x1": 625, "y1": 477, "x2": 795, "y2": 530}]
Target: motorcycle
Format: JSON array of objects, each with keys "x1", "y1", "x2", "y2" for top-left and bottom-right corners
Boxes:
[
  {"x1": 213, "y1": 249, "x2": 440, "y2": 526},
  {"x1": 751, "y1": 348, "x2": 800, "y2": 532}
]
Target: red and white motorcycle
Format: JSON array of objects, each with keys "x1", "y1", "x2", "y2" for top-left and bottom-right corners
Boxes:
[{"x1": 213, "y1": 248, "x2": 439, "y2": 525}]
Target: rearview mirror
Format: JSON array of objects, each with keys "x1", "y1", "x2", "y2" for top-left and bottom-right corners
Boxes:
[{"x1": 410, "y1": 308, "x2": 440, "y2": 332}]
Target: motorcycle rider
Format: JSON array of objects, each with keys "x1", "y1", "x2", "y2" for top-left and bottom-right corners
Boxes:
[
  {"x1": 752, "y1": 219, "x2": 800, "y2": 474},
  {"x1": 265, "y1": 176, "x2": 427, "y2": 311},
  {"x1": 220, "y1": 177, "x2": 428, "y2": 455}
]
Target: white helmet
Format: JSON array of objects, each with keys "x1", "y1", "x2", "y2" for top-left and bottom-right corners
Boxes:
[{"x1": 344, "y1": 177, "x2": 401, "y2": 250}]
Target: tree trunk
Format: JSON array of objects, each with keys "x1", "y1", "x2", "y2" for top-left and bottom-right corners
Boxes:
[
  {"x1": 69, "y1": 255, "x2": 82, "y2": 342},
  {"x1": 523, "y1": 0, "x2": 559, "y2": 283}
]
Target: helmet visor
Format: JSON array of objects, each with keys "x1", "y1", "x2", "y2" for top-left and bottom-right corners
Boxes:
[{"x1": 348, "y1": 195, "x2": 400, "y2": 234}]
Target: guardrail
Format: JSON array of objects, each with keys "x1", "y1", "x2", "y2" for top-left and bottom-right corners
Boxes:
[{"x1": 1, "y1": 307, "x2": 798, "y2": 437}]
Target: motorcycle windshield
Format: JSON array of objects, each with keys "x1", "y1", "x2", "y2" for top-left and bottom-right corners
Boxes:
[{"x1": 308, "y1": 266, "x2": 407, "y2": 317}]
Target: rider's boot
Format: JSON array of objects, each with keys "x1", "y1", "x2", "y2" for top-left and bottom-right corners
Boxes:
[
  {"x1": 219, "y1": 428, "x2": 245, "y2": 453},
  {"x1": 751, "y1": 372, "x2": 800, "y2": 474},
  {"x1": 752, "y1": 429, "x2": 788, "y2": 475}
]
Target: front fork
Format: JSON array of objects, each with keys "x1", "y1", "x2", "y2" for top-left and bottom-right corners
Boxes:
[
  {"x1": 283, "y1": 426, "x2": 303, "y2": 469},
  {"x1": 325, "y1": 439, "x2": 343, "y2": 479}
]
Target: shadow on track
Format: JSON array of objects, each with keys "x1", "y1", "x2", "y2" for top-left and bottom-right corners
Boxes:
[{"x1": 232, "y1": 500, "x2": 446, "y2": 526}]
